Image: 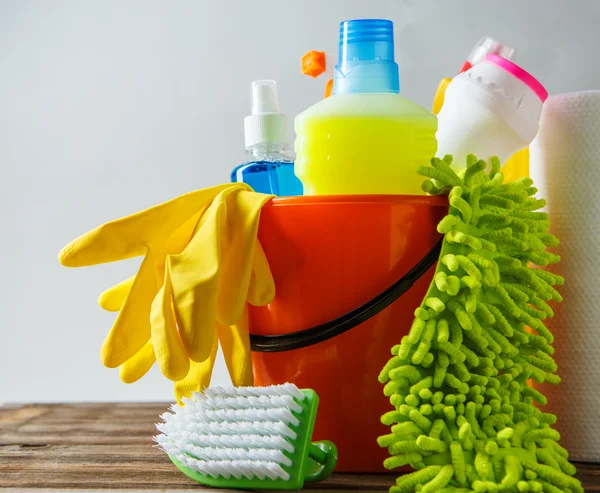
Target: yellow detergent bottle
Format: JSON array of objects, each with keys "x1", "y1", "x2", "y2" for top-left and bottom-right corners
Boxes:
[{"x1": 295, "y1": 19, "x2": 437, "y2": 196}]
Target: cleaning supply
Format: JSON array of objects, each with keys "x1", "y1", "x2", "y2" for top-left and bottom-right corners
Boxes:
[
  {"x1": 155, "y1": 383, "x2": 337, "y2": 490},
  {"x1": 436, "y1": 55, "x2": 547, "y2": 170},
  {"x1": 249, "y1": 193, "x2": 447, "y2": 472},
  {"x1": 378, "y1": 155, "x2": 583, "y2": 492},
  {"x1": 294, "y1": 19, "x2": 438, "y2": 196},
  {"x1": 59, "y1": 183, "x2": 275, "y2": 402},
  {"x1": 231, "y1": 80, "x2": 302, "y2": 196},
  {"x1": 301, "y1": 50, "x2": 334, "y2": 98},
  {"x1": 432, "y1": 38, "x2": 530, "y2": 182},
  {"x1": 432, "y1": 37, "x2": 515, "y2": 115},
  {"x1": 530, "y1": 90, "x2": 600, "y2": 462}
]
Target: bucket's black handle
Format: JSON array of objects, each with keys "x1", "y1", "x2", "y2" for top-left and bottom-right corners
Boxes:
[{"x1": 249, "y1": 237, "x2": 443, "y2": 352}]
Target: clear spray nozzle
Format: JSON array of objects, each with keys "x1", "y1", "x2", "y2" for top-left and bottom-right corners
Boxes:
[{"x1": 251, "y1": 80, "x2": 280, "y2": 114}]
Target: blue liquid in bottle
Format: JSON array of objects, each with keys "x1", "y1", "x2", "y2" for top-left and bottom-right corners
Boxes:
[
  {"x1": 232, "y1": 80, "x2": 303, "y2": 196},
  {"x1": 231, "y1": 143, "x2": 303, "y2": 196}
]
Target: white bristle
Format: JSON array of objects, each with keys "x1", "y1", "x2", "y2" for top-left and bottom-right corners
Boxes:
[
  {"x1": 155, "y1": 384, "x2": 304, "y2": 482},
  {"x1": 203, "y1": 383, "x2": 305, "y2": 401},
  {"x1": 203, "y1": 407, "x2": 300, "y2": 426},
  {"x1": 184, "y1": 446, "x2": 292, "y2": 467},
  {"x1": 163, "y1": 432, "x2": 294, "y2": 453},
  {"x1": 159, "y1": 419, "x2": 298, "y2": 440},
  {"x1": 200, "y1": 394, "x2": 303, "y2": 413},
  {"x1": 162, "y1": 446, "x2": 290, "y2": 481}
]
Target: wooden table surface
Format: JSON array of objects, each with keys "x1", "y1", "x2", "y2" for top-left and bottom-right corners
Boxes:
[{"x1": 0, "y1": 403, "x2": 598, "y2": 492}]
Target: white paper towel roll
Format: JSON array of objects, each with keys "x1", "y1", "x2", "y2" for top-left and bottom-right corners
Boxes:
[{"x1": 530, "y1": 90, "x2": 600, "y2": 462}]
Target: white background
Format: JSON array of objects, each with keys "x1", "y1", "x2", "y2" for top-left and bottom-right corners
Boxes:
[{"x1": 1, "y1": 0, "x2": 599, "y2": 403}]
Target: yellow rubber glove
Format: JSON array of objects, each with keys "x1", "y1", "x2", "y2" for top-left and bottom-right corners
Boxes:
[
  {"x1": 99, "y1": 238, "x2": 274, "y2": 387},
  {"x1": 173, "y1": 306, "x2": 252, "y2": 404},
  {"x1": 98, "y1": 241, "x2": 274, "y2": 312},
  {"x1": 119, "y1": 340, "x2": 156, "y2": 384},
  {"x1": 59, "y1": 184, "x2": 275, "y2": 401},
  {"x1": 99, "y1": 276, "x2": 134, "y2": 312},
  {"x1": 149, "y1": 187, "x2": 273, "y2": 380},
  {"x1": 60, "y1": 184, "x2": 235, "y2": 366}
]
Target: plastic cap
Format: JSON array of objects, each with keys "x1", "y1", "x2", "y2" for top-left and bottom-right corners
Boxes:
[
  {"x1": 333, "y1": 19, "x2": 400, "y2": 95},
  {"x1": 244, "y1": 80, "x2": 288, "y2": 148},
  {"x1": 460, "y1": 36, "x2": 515, "y2": 72},
  {"x1": 302, "y1": 50, "x2": 327, "y2": 78}
]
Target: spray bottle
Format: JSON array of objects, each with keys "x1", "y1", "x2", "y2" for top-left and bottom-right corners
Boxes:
[{"x1": 231, "y1": 80, "x2": 303, "y2": 196}]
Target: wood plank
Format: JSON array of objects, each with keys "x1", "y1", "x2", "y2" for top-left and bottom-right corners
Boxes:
[
  {"x1": 0, "y1": 443, "x2": 391, "y2": 490},
  {"x1": 0, "y1": 405, "x2": 51, "y2": 432},
  {"x1": 0, "y1": 403, "x2": 160, "y2": 446},
  {"x1": 0, "y1": 403, "x2": 598, "y2": 491}
]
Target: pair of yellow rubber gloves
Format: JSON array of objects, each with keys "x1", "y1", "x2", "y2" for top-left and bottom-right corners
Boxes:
[{"x1": 59, "y1": 184, "x2": 274, "y2": 402}]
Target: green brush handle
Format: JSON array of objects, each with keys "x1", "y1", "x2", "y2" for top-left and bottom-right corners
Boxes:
[{"x1": 304, "y1": 441, "x2": 338, "y2": 483}]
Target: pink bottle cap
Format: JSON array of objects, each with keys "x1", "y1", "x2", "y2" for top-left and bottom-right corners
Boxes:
[{"x1": 485, "y1": 54, "x2": 548, "y2": 102}]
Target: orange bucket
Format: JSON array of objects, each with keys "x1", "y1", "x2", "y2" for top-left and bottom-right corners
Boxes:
[{"x1": 248, "y1": 195, "x2": 447, "y2": 472}]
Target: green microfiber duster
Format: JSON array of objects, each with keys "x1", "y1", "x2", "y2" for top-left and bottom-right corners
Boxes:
[{"x1": 378, "y1": 155, "x2": 583, "y2": 493}]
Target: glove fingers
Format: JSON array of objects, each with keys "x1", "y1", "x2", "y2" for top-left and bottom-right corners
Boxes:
[
  {"x1": 119, "y1": 339, "x2": 156, "y2": 383},
  {"x1": 217, "y1": 191, "x2": 273, "y2": 325},
  {"x1": 170, "y1": 192, "x2": 229, "y2": 363},
  {"x1": 59, "y1": 184, "x2": 243, "y2": 267},
  {"x1": 151, "y1": 209, "x2": 204, "y2": 277},
  {"x1": 217, "y1": 304, "x2": 253, "y2": 387},
  {"x1": 174, "y1": 330, "x2": 219, "y2": 404},
  {"x1": 247, "y1": 240, "x2": 275, "y2": 307},
  {"x1": 151, "y1": 266, "x2": 190, "y2": 381},
  {"x1": 97, "y1": 210, "x2": 204, "y2": 313},
  {"x1": 98, "y1": 275, "x2": 135, "y2": 312},
  {"x1": 100, "y1": 253, "x2": 158, "y2": 368}
]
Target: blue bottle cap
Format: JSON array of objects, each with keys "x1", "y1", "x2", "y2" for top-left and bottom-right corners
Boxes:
[{"x1": 333, "y1": 19, "x2": 400, "y2": 95}]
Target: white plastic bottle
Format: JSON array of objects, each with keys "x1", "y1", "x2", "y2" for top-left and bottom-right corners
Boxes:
[{"x1": 436, "y1": 54, "x2": 548, "y2": 168}]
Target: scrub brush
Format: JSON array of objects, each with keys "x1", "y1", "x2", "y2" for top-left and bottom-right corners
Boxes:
[
  {"x1": 378, "y1": 155, "x2": 583, "y2": 493},
  {"x1": 155, "y1": 383, "x2": 337, "y2": 490}
]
